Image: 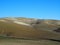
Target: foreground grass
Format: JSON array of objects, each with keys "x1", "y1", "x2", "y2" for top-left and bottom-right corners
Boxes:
[{"x1": 0, "y1": 36, "x2": 60, "y2": 45}]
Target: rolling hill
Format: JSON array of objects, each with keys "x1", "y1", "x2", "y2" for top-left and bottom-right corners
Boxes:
[{"x1": 0, "y1": 17, "x2": 60, "y2": 40}]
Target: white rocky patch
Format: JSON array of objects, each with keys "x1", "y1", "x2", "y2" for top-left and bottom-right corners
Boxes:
[
  {"x1": 0, "y1": 20, "x2": 6, "y2": 22},
  {"x1": 13, "y1": 21, "x2": 31, "y2": 26}
]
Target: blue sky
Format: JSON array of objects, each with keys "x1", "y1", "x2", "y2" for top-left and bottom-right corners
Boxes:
[{"x1": 0, "y1": 0, "x2": 60, "y2": 20}]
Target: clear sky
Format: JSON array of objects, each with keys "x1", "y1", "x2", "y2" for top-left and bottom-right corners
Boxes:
[{"x1": 0, "y1": 0, "x2": 60, "y2": 20}]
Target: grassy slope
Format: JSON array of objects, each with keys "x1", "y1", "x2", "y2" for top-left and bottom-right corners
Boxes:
[
  {"x1": 0, "y1": 39, "x2": 60, "y2": 45},
  {"x1": 0, "y1": 21, "x2": 60, "y2": 40}
]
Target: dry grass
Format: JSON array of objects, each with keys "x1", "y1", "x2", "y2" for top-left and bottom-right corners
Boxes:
[
  {"x1": 0, "y1": 21, "x2": 60, "y2": 40},
  {"x1": 0, "y1": 18, "x2": 60, "y2": 45},
  {"x1": 0, "y1": 38, "x2": 60, "y2": 45}
]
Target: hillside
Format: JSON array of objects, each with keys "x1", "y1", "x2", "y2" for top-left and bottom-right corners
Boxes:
[{"x1": 0, "y1": 17, "x2": 60, "y2": 40}]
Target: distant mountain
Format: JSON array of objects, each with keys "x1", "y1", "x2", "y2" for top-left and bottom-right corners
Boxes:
[{"x1": 0, "y1": 17, "x2": 60, "y2": 40}]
